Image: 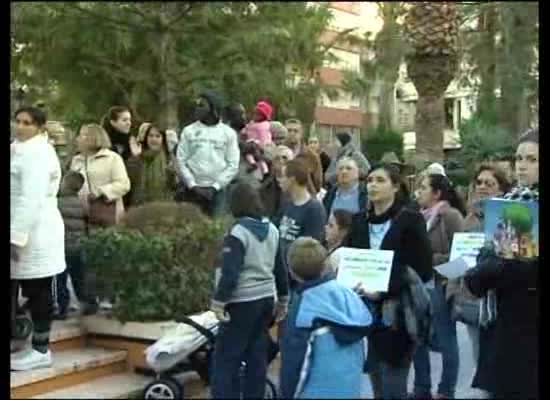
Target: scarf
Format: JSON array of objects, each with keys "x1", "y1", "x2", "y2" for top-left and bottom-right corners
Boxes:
[
  {"x1": 104, "y1": 123, "x2": 131, "y2": 160},
  {"x1": 141, "y1": 150, "x2": 169, "y2": 203},
  {"x1": 367, "y1": 198, "x2": 404, "y2": 224},
  {"x1": 421, "y1": 201, "x2": 449, "y2": 231},
  {"x1": 503, "y1": 184, "x2": 539, "y2": 202}
]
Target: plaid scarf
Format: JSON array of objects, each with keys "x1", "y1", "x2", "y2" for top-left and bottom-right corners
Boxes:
[{"x1": 503, "y1": 184, "x2": 539, "y2": 202}]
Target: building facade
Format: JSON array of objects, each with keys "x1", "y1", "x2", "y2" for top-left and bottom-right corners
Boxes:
[{"x1": 312, "y1": 2, "x2": 475, "y2": 155}]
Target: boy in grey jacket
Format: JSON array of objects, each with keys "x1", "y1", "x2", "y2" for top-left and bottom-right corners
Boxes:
[{"x1": 210, "y1": 182, "x2": 289, "y2": 399}]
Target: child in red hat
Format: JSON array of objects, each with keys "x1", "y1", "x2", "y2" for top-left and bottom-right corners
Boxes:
[
  {"x1": 244, "y1": 101, "x2": 273, "y2": 147},
  {"x1": 242, "y1": 100, "x2": 274, "y2": 178}
]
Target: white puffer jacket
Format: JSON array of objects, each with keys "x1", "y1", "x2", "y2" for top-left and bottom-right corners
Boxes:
[{"x1": 11, "y1": 134, "x2": 66, "y2": 279}]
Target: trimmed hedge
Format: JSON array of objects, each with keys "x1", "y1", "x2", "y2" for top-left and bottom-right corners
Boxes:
[{"x1": 82, "y1": 202, "x2": 230, "y2": 322}]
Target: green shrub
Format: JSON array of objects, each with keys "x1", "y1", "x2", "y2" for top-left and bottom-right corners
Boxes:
[
  {"x1": 82, "y1": 202, "x2": 230, "y2": 322},
  {"x1": 457, "y1": 116, "x2": 515, "y2": 176},
  {"x1": 362, "y1": 126, "x2": 404, "y2": 162}
]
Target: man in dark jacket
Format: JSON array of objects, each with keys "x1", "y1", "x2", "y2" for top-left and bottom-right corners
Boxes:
[{"x1": 323, "y1": 157, "x2": 368, "y2": 220}]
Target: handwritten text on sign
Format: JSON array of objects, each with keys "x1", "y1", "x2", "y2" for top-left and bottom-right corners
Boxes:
[{"x1": 336, "y1": 247, "x2": 394, "y2": 292}]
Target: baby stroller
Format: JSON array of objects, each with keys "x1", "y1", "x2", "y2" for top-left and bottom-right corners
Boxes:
[
  {"x1": 141, "y1": 312, "x2": 279, "y2": 399},
  {"x1": 11, "y1": 281, "x2": 33, "y2": 345}
]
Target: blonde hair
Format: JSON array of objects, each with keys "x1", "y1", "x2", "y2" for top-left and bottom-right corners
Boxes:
[
  {"x1": 80, "y1": 123, "x2": 112, "y2": 151},
  {"x1": 288, "y1": 237, "x2": 328, "y2": 281}
]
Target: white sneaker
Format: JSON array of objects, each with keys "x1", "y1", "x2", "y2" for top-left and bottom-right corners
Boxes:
[
  {"x1": 11, "y1": 349, "x2": 52, "y2": 371},
  {"x1": 99, "y1": 300, "x2": 113, "y2": 310}
]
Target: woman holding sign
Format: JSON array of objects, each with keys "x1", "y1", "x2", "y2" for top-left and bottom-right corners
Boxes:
[
  {"x1": 465, "y1": 128, "x2": 538, "y2": 399},
  {"x1": 412, "y1": 174, "x2": 466, "y2": 399},
  {"x1": 343, "y1": 163, "x2": 433, "y2": 399},
  {"x1": 453, "y1": 164, "x2": 510, "y2": 398}
]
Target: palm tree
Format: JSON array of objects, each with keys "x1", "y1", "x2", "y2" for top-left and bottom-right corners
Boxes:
[{"x1": 404, "y1": 2, "x2": 460, "y2": 162}]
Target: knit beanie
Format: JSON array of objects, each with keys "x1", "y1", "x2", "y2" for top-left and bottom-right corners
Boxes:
[
  {"x1": 336, "y1": 132, "x2": 352, "y2": 147},
  {"x1": 256, "y1": 101, "x2": 273, "y2": 120}
]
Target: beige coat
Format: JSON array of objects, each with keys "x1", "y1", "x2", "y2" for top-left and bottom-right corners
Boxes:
[{"x1": 70, "y1": 148, "x2": 131, "y2": 223}]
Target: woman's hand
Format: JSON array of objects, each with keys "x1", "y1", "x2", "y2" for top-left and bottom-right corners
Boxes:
[
  {"x1": 353, "y1": 283, "x2": 381, "y2": 301},
  {"x1": 129, "y1": 136, "x2": 142, "y2": 157}
]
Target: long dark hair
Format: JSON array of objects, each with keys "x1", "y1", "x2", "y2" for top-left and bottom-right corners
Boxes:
[
  {"x1": 426, "y1": 174, "x2": 467, "y2": 216},
  {"x1": 142, "y1": 124, "x2": 169, "y2": 156},
  {"x1": 368, "y1": 163, "x2": 411, "y2": 205}
]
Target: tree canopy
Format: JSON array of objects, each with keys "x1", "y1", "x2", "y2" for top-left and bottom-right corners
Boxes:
[{"x1": 11, "y1": 2, "x2": 347, "y2": 131}]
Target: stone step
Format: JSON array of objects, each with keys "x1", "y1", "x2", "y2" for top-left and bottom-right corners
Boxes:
[
  {"x1": 50, "y1": 318, "x2": 86, "y2": 351},
  {"x1": 12, "y1": 317, "x2": 86, "y2": 353},
  {"x1": 31, "y1": 372, "x2": 152, "y2": 399},
  {"x1": 11, "y1": 347, "x2": 128, "y2": 399},
  {"x1": 32, "y1": 371, "x2": 208, "y2": 399}
]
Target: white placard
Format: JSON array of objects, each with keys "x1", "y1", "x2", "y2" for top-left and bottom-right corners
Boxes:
[
  {"x1": 336, "y1": 247, "x2": 394, "y2": 292},
  {"x1": 434, "y1": 233, "x2": 486, "y2": 279},
  {"x1": 434, "y1": 257, "x2": 471, "y2": 280},
  {"x1": 449, "y1": 233, "x2": 486, "y2": 267}
]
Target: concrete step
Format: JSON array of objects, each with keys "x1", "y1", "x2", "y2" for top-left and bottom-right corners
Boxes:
[
  {"x1": 12, "y1": 317, "x2": 86, "y2": 353},
  {"x1": 11, "y1": 347, "x2": 127, "y2": 399},
  {"x1": 32, "y1": 371, "x2": 210, "y2": 399},
  {"x1": 50, "y1": 318, "x2": 86, "y2": 351},
  {"x1": 31, "y1": 372, "x2": 152, "y2": 399}
]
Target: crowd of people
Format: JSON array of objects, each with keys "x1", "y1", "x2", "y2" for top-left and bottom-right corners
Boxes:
[{"x1": 10, "y1": 92, "x2": 538, "y2": 400}]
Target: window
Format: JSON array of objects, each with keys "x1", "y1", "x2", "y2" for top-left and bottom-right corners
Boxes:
[{"x1": 444, "y1": 98, "x2": 454, "y2": 130}]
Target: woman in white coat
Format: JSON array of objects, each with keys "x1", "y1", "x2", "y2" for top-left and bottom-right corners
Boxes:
[{"x1": 11, "y1": 107, "x2": 66, "y2": 371}]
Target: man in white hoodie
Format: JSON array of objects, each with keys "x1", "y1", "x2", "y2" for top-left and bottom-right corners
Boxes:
[{"x1": 176, "y1": 91, "x2": 240, "y2": 216}]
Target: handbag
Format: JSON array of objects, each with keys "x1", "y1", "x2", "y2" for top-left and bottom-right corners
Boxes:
[
  {"x1": 450, "y1": 280, "x2": 481, "y2": 326},
  {"x1": 85, "y1": 158, "x2": 117, "y2": 227}
]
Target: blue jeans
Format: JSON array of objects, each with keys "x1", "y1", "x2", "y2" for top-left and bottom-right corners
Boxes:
[
  {"x1": 211, "y1": 297, "x2": 275, "y2": 399},
  {"x1": 413, "y1": 281, "x2": 459, "y2": 397}
]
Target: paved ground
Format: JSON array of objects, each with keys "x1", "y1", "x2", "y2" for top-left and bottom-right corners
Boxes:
[
  {"x1": 407, "y1": 322, "x2": 487, "y2": 399},
  {"x1": 191, "y1": 322, "x2": 486, "y2": 399}
]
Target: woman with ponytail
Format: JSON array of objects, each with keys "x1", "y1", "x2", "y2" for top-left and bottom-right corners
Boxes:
[
  {"x1": 411, "y1": 173, "x2": 466, "y2": 399},
  {"x1": 101, "y1": 106, "x2": 132, "y2": 162}
]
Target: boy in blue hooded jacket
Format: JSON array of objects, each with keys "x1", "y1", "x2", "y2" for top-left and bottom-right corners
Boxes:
[
  {"x1": 210, "y1": 182, "x2": 289, "y2": 399},
  {"x1": 280, "y1": 237, "x2": 373, "y2": 399}
]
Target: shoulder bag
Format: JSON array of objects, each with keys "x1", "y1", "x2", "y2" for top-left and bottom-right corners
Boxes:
[{"x1": 85, "y1": 157, "x2": 117, "y2": 227}]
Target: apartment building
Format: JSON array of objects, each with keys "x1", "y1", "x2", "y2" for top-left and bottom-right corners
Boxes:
[
  {"x1": 313, "y1": 2, "x2": 381, "y2": 148},
  {"x1": 313, "y1": 2, "x2": 475, "y2": 154}
]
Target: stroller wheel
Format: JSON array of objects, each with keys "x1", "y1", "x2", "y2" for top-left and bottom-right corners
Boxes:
[
  {"x1": 264, "y1": 377, "x2": 277, "y2": 399},
  {"x1": 14, "y1": 316, "x2": 33, "y2": 341},
  {"x1": 143, "y1": 378, "x2": 183, "y2": 399}
]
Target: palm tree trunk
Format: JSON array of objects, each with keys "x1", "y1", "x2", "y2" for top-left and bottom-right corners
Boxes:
[{"x1": 408, "y1": 55, "x2": 457, "y2": 163}]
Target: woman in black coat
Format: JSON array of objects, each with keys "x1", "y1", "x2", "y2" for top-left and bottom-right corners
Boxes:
[
  {"x1": 343, "y1": 163, "x2": 433, "y2": 399},
  {"x1": 465, "y1": 128, "x2": 539, "y2": 399}
]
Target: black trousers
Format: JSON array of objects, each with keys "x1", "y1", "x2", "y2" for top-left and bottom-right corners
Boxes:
[
  {"x1": 12, "y1": 277, "x2": 54, "y2": 338},
  {"x1": 211, "y1": 297, "x2": 275, "y2": 399},
  {"x1": 54, "y1": 252, "x2": 96, "y2": 311}
]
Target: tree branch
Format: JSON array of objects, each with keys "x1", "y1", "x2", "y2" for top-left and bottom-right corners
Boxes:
[{"x1": 62, "y1": 3, "x2": 154, "y2": 33}]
